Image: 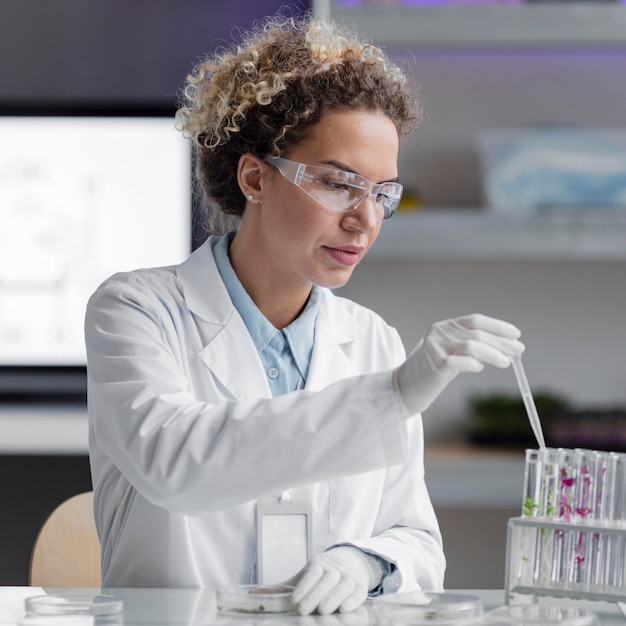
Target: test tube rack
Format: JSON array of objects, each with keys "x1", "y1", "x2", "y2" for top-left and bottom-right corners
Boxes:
[
  {"x1": 505, "y1": 516, "x2": 626, "y2": 604},
  {"x1": 505, "y1": 447, "x2": 626, "y2": 605}
]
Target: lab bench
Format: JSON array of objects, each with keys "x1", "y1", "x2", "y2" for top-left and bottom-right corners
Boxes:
[{"x1": 3, "y1": 587, "x2": 625, "y2": 625}]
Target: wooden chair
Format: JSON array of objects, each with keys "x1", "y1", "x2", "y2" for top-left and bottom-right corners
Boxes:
[{"x1": 29, "y1": 491, "x2": 101, "y2": 587}]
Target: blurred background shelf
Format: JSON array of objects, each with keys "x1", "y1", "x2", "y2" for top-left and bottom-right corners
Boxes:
[
  {"x1": 366, "y1": 209, "x2": 626, "y2": 261},
  {"x1": 0, "y1": 406, "x2": 88, "y2": 455},
  {"x1": 314, "y1": 2, "x2": 626, "y2": 48},
  {"x1": 425, "y1": 443, "x2": 524, "y2": 507}
]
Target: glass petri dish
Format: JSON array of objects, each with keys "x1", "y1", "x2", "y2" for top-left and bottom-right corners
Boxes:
[
  {"x1": 22, "y1": 594, "x2": 123, "y2": 625},
  {"x1": 216, "y1": 584, "x2": 297, "y2": 615},
  {"x1": 373, "y1": 591, "x2": 484, "y2": 625},
  {"x1": 487, "y1": 605, "x2": 599, "y2": 626}
]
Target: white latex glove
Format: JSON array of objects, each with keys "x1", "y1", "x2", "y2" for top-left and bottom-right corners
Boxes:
[
  {"x1": 395, "y1": 313, "x2": 525, "y2": 415},
  {"x1": 289, "y1": 546, "x2": 383, "y2": 615}
]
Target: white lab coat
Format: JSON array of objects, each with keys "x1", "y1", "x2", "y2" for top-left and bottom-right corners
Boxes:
[{"x1": 86, "y1": 236, "x2": 445, "y2": 590}]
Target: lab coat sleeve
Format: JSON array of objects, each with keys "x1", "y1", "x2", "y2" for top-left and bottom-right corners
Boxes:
[
  {"x1": 85, "y1": 273, "x2": 409, "y2": 515},
  {"x1": 339, "y1": 415, "x2": 446, "y2": 593}
]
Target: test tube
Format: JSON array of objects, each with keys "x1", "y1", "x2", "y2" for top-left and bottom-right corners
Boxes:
[
  {"x1": 572, "y1": 449, "x2": 596, "y2": 522},
  {"x1": 595, "y1": 452, "x2": 618, "y2": 589},
  {"x1": 611, "y1": 452, "x2": 626, "y2": 525},
  {"x1": 618, "y1": 453, "x2": 626, "y2": 589},
  {"x1": 523, "y1": 449, "x2": 542, "y2": 518},
  {"x1": 571, "y1": 449, "x2": 595, "y2": 585},
  {"x1": 557, "y1": 448, "x2": 576, "y2": 523},
  {"x1": 551, "y1": 449, "x2": 576, "y2": 587},
  {"x1": 539, "y1": 448, "x2": 560, "y2": 520},
  {"x1": 521, "y1": 449, "x2": 543, "y2": 585},
  {"x1": 605, "y1": 453, "x2": 626, "y2": 589},
  {"x1": 592, "y1": 451, "x2": 610, "y2": 523},
  {"x1": 533, "y1": 448, "x2": 559, "y2": 585},
  {"x1": 588, "y1": 451, "x2": 610, "y2": 588}
]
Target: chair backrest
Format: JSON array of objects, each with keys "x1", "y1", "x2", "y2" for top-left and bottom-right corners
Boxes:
[{"x1": 29, "y1": 491, "x2": 101, "y2": 587}]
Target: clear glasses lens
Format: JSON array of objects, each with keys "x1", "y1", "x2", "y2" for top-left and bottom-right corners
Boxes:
[{"x1": 268, "y1": 157, "x2": 402, "y2": 220}]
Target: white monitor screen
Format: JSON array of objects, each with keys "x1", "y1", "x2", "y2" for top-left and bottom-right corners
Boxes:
[{"x1": 0, "y1": 114, "x2": 192, "y2": 367}]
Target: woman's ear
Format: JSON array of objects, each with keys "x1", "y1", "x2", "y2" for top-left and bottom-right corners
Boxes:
[{"x1": 237, "y1": 153, "x2": 267, "y2": 203}]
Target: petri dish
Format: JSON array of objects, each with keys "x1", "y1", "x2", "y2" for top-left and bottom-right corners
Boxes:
[
  {"x1": 22, "y1": 594, "x2": 123, "y2": 625},
  {"x1": 373, "y1": 591, "x2": 484, "y2": 625},
  {"x1": 216, "y1": 584, "x2": 297, "y2": 616},
  {"x1": 487, "y1": 605, "x2": 599, "y2": 626}
]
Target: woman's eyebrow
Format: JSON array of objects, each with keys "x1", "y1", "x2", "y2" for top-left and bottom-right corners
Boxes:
[
  {"x1": 319, "y1": 158, "x2": 354, "y2": 172},
  {"x1": 320, "y1": 159, "x2": 400, "y2": 184}
]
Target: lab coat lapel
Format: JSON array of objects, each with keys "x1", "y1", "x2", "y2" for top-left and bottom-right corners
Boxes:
[
  {"x1": 199, "y1": 320, "x2": 270, "y2": 401},
  {"x1": 176, "y1": 238, "x2": 271, "y2": 401},
  {"x1": 306, "y1": 291, "x2": 363, "y2": 391}
]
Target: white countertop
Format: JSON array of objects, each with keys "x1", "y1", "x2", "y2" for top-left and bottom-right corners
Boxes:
[{"x1": 2, "y1": 587, "x2": 625, "y2": 625}]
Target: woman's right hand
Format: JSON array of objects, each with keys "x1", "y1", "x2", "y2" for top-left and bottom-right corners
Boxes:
[{"x1": 394, "y1": 313, "x2": 525, "y2": 416}]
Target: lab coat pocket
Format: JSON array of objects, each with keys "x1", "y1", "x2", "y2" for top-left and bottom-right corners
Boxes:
[{"x1": 329, "y1": 472, "x2": 384, "y2": 541}]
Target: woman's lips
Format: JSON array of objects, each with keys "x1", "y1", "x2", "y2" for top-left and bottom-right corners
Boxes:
[{"x1": 325, "y1": 245, "x2": 364, "y2": 267}]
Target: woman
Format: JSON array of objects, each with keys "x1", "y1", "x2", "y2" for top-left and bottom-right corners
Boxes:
[{"x1": 86, "y1": 15, "x2": 524, "y2": 615}]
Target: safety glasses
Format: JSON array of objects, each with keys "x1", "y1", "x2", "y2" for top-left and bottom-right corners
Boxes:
[{"x1": 265, "y1": 156, "x2": 403, "y2": 221}]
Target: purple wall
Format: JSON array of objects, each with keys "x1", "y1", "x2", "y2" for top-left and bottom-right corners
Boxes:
[{"x1": 0, "y1": 0, "x2": 307, "y2": 105}]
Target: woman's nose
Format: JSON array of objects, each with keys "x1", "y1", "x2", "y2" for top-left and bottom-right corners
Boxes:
[{"x1": 344, "y1": 192, "x2": 378, "y2": 232}]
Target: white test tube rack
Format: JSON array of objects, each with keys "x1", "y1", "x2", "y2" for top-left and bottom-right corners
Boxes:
[
  {"x1": 505, "y1": 516, "x2": 626, "y2": 604},
  {"x1": 505, "y1": 447, "x2": 626, "y2": 605}
]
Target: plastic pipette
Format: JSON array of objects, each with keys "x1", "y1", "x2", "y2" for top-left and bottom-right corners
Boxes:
[{"x1": 511, "y1": 355, "x2": 546, "y2": 449}]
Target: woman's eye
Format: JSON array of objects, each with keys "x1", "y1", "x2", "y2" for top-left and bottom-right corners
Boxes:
[{"x1": 321, "y1": 177, "x2": 351, "y2": 192}]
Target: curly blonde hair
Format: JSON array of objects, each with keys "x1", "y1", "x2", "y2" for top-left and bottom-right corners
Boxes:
[{"x1": 176, "y1": 13, "x2": 422, "y2": 235}]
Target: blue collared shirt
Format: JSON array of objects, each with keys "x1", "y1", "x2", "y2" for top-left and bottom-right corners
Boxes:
[{"x1": 213, "y1": 234, "x2": 319, "y2": 396}]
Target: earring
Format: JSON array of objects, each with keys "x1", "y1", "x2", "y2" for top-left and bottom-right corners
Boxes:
[{"x1": 247, "y1": 194, "x2": 254, "y2": 201}]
